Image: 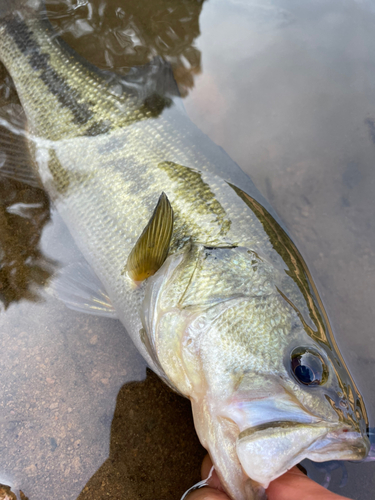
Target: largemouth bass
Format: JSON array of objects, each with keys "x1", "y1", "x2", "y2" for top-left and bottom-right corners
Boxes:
[{"x1": 0, "y1": 1, "x2": 370, "y2": 499}]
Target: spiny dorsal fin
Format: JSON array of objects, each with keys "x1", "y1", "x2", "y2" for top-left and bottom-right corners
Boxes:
[{"x1": 126, "y1": 192, "x2": 174, "y2": 282}]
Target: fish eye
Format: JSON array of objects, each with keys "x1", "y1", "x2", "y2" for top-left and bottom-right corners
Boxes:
[{"x1": 290, "y1": 348, "x2": 328, "y2": 386}]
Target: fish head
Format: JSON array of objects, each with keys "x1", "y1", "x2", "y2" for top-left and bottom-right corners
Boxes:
[{"x1": 141, "y1": 242, "x2": 369, "y2": 499}]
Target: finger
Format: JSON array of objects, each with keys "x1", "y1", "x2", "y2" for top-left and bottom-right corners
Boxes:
[
  {"x1": 186, "y1": 486, "x2": 230, "y2": 500},
  {"x1": 267, "y1": 466, "x2": 352, "y2": 500},
  {"x1": 201, "y1": 454, "x2": 213, "y2": 479},
  {"x1": 179, "y1": 455, "x2": 229, "y2": 500},
  {"x1": 201, "y1": 455, "x2": 224, "y2": 491}
]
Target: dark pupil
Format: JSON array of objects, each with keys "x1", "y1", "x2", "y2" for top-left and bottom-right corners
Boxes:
[
  {"x1": 291, "y1": 351, "x2": 324, "y2": 386},
  {"x1": 294, "y1": 365, "x2": 314, "y2": 384}
]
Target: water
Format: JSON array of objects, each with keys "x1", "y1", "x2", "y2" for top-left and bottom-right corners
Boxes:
[{"x1": 0, "y1": 0, "x2": 375, "y2": 498}]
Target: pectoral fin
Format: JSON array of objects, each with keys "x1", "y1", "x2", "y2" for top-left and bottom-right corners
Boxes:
[
  {"x1": 126, "y1": 192, "x2": 174, "y2": 282},
  {"x1": 50, "y1": 261, "x2": 118, "y2": 318}
]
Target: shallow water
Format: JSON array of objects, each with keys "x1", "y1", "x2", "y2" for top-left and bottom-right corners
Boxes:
[{"x1": 0, "y1": 0, "x2": 375, "y2": 498}]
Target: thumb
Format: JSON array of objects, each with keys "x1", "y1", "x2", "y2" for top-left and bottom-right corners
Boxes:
[{"x1": 185, "y1": 455, "x2": 230, "y2": 500}]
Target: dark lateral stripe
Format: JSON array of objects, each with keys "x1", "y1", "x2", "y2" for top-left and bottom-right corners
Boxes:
[{"x1": 6, "y1": 16, "x2": 93, "y2": 125}]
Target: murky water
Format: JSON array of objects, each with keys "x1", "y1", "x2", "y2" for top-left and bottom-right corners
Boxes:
[{"x1": 0, "y1": 0, "x2": 375, "y2": 498}]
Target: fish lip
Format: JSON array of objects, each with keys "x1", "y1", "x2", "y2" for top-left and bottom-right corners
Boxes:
[
  {"x1": 238, "y1": 420, "x2": 324, "y2": 440},
  {"x1": 238, "y1": 420, "x2": 370, "y2": 461},
  {"x1": 311, "y1": 427, "x2": 371, "y2": 460}
]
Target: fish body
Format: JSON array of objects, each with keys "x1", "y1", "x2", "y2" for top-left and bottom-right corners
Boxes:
[{"x1": 0, "y1": 1, "x2": 370, "y2": 499}]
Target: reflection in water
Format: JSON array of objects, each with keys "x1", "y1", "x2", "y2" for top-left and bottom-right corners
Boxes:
[
  {"x1": 0, "y1": 175, "x2": 52, "y2": 307},
  {"x1": 0, "y1": 64, "x2": 53, "y2": 309},
  {"x1": 46, "y1": 0, "x2": 205, "y2": 97},
  {"x1": 77, "y1": 369, "x2": 205, "y2": 500},
  {"x1": 0, "y1": 484, "x2": 28, "y2": 500},
  {"x1": 308, "y1": 460, "x2": 348, "y2": 489}
]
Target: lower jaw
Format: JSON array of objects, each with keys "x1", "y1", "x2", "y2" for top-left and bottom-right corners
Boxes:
[{"x1": 236, "y1": 424, "x2": 369, "y2": 486}]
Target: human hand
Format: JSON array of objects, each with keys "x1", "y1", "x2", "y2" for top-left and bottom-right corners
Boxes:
[{"x1": 187, "y1": 455, "x2": 353, "y2": 500}]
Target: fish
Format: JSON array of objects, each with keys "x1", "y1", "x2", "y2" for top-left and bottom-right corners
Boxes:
[{"x1": 0, "y1": 1, "x2": 370, "y2": 499}]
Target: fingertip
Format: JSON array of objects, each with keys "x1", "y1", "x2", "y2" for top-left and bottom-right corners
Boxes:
[
  {"x1": 186, "y1": 486, "x2": 230, "y2": 500},
  {"x1": 266, "y1": 467, "x2": 306, "y2": 500},
  {"x1": 266, "y1": 466, "x2": 344, "y2": 500},
  {"x1": 200, "y1": 455, "x2": 224, "y2": 491},
  {"x1": 201, "y1": 455, "x2": 213, "y2": 479}
]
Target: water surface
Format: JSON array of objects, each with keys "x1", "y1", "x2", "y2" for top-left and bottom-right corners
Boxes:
[{"x1": 0, "y1": 0, "x2": 375, "y2": 498}]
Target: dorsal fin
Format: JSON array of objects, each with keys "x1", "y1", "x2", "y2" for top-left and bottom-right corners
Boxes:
[{"x1": 126, "y1": 192, "x2": 174, "y2": 282}]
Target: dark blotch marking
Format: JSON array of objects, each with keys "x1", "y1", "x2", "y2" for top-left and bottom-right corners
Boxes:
[
  {"x1": 84, "y1": 120, "x2": 112, "y2": 137},
  {"x1": 6, "y1": 16, "x2": 93, "y2": 125},
  {"x1": 365, "y1": 117, "x2": 375, "y2": 144},
  {"x1": 29, "y1": 51, "x2": 50, "y2": 71},
  {"x1": 141, "y1": 92, "x2": 172, "y2": 118},
  {"x1": 159, "y1": 161, "x2": 232, "y2": 238}
]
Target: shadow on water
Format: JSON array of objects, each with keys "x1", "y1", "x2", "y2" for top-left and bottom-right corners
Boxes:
[
  {"x1": 76, "y1": 370, "x2": 205, "y2": 500},
  {"x1": 0, "y1": 368, "x2": 205, "y2": 500}
]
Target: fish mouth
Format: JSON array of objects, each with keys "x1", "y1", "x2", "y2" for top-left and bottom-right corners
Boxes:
[
  {"x1": 238, "y1": 420, "x2": 318, "y2": 439},
  {"x1": 239, "y1": 420, "x2": 369, "y2": 459},
  {"x1": 236, "y1": 420, "x2": 369, "y2": 487}
]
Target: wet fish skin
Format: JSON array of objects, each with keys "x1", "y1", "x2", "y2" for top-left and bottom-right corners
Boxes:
[{"x1": 0, "y1": 2, "x2": 370, "y2": 500}]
